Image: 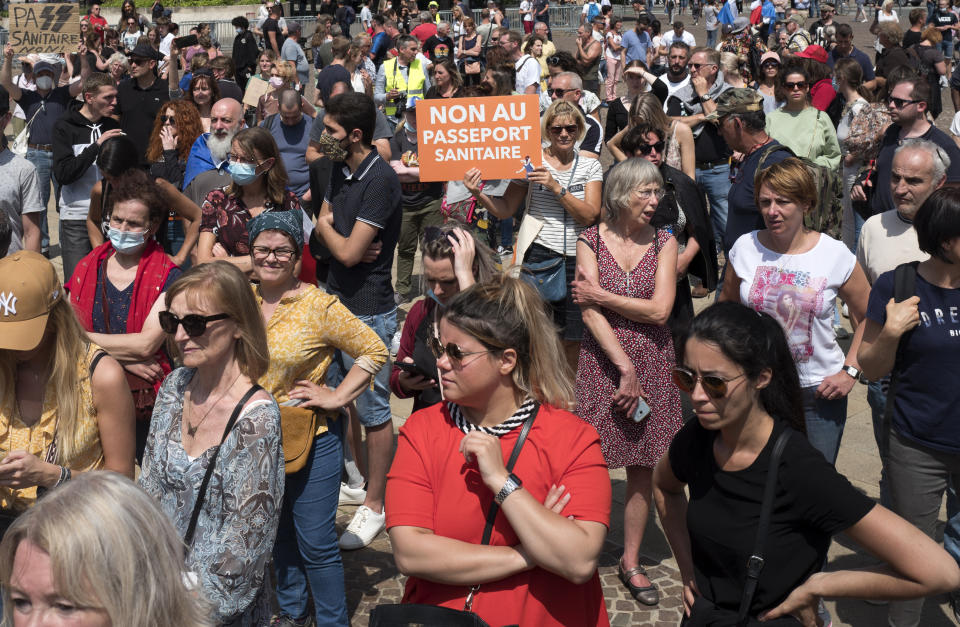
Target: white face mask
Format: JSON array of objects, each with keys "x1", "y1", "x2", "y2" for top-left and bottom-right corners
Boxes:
[{"x1": 36, "y1": 75, "x2": 55, "y2": 91}]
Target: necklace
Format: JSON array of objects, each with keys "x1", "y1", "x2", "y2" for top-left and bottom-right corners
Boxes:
[{"x1": 185, "y1": 372, "x2": 243, "y2": 438}]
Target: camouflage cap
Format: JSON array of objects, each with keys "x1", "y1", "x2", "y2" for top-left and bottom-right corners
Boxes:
[{"x1": 704, "y1": 88, "x2": 765, "y2": 121}]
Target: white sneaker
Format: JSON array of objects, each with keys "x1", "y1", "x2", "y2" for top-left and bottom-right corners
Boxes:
[
  {"x1": 339, "y1": 505, "x2": 385, "y2": 550},
  {"x1": 338, "y1": 482, "x2": 366, "y2": 506}
]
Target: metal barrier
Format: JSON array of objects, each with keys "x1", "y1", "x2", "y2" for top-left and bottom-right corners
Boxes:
[{"x1": 428, "y1": 4, "x2": 626, "y2": 32}]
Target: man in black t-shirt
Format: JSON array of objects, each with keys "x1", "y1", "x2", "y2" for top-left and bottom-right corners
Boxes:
[
  {"x1": 315, "y1": 37, "x2": 352, "y2": 105},
  {"x1": 930, "y1": 0, "x2": 958, "y2": 75},
  {"x1": 388, "y1": 97, "x2": 443, "y2": 301},
  {"x1": 314, "y1": 93, "x2": 401, "y2": 550},
  {"x1": 262, "y1": 5, "x2": 285, "y2": 55},
  {"x1": 423, "y1": 22, "x2": 455, "y2": 61}
]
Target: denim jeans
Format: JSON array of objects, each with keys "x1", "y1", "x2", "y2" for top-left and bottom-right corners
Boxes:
[
  {"x1": 887, "y1": 431, "x2": 960, "y2": 627},
  {"x1": 24, "y1": 148, "x2": 55, "y2": 254},
  {"x1": 326, "y1": 309, "x2": 396, "y2": 427},
  {"x1": 696, "y1": 163, "x2": 731, "y2": 254},
  {"x1": 801, "y1": 385, "x2": 847, "y2": 465},
  {"x1": 808, "y1": 0, "x2": 820, "y2": 17},
  {"x1": 59, "y1": 219, "x2": 92, "y2": 282},
  {"x1": 396, "y1": 199, "x2": 442, "y2": 297},
  {"x1": 165, "y1": 219, "x2": 190, "y2": 268},
  {"x1": 274, "y1": 416, "x2": 349, "y2": 627},
  {"x1": 706, "y1": 28, "x2": 718, "y2": 48}
]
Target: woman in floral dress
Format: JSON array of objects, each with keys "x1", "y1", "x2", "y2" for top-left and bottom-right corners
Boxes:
[{"x1": 571, "y1": 158, "x2": 682, "y2": 608}]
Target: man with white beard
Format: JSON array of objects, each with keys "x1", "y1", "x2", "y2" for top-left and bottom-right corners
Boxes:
[{"x1": 183, "y1": 98, "x2": 245, "y2": 205}]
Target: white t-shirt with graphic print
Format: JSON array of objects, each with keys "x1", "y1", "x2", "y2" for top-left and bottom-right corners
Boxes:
[{"x1": 729, "y1": 231, "x2": 855, "y2": 388}]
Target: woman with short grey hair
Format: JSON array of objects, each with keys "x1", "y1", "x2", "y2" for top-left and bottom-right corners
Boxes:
[{"x1": 569, "y1": 157, "x2": 682, "y2": 608}]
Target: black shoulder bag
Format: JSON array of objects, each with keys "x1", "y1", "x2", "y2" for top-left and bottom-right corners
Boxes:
[
  {"x1": 184, "y1": 384, "x2": 263, "y2": 553},
  {"x1": 368, "y1": 405, "x2": 539, "y2": 627},
  {"x1": 878, "y1": 261, "x2": 919, "y2": 459},
  {"x1": 684, "y1": 429, "x2": 800, "y2": 627}
]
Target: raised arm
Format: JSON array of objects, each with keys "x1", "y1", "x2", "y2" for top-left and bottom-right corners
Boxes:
[{"x1": 463, "y1": 169, "x2": 528, "y2": 219}]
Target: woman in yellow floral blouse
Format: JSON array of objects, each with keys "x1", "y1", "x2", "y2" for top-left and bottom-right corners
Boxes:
[
  {"x1": 0, "y1": 252, "x2": 134, "y2": 527},
  {"x1": 248, "y1": 210, "x2": 387, "y2": 627}
]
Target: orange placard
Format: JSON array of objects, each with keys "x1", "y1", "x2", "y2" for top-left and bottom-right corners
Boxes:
[{"x1": 416, "y1": 95, "x2": 542, "y2": 182}]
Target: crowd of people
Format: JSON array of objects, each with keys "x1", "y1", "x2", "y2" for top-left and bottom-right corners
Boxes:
[{"x1": 3, "y1": 0, "x2": 960, "y2": 625}]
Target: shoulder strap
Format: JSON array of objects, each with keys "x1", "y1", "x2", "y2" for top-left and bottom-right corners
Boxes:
[
  {"x1": 880, "y1": 261, "x2": 920, "y2": 457},
  {"x1": 807, "y1": 110, "x2": 822, "y2": 160},
  {"x1": 184, "y1": 384, "x2": 264, "y2": 551},
  {"x1": 755, "y1": 142, "x2": 796, "y2": 175},
  {"x1": 463, "y1": 403, "x2": 539, "y2": 611},
  {"x1": 737, "y1": 428, "x2": 791, "y2": 626},
  {"x1": 89, "y1": 349, "x2": 109, "y2": 376}
]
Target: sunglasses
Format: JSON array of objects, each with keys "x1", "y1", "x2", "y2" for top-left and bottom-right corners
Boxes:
[
  {"x1": 690, "y1": 62, "x2": 715, "y2": 70},
  {"x1": 547, "y1": 55, "x2": 561, "y2": 65},
  {"x1": 888, "y1": 96, "x2": 922, "y2": 109},
  {"x1": 548, "y1": 124, "x2": 579, "y2": 135},
  {"x1": 549, "y1": 87, "x2": 574, "y2": 97},
  {"x1": 672, "y1": 367, "x2": 746, "y2": 399},
  {"x1": 128, "y1": 57, "x2": 150, "y2": 66},
  {"x1": 784, "y1": 81, "x2": 807, "y2": 90},
  {"x1": 761, "y1": 61, "x2": 780, "y2": 69},
  {"x1": 158, "y1": 311, "x2": 230, "y2": 337},
  {"x1": 159, "y1": 115, "x2": 176, "y2": 124},
  {"x1": 429, "y1": 337, "x2": 493, "y2": 365},
  {"x1": 637, "y1": 141, "x2": 665, "y2": 156}
]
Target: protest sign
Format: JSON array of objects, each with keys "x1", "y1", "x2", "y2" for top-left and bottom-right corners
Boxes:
[
  {"x1": 243, "y1": 76, "x2": 270, "y2": 109},
  {"x1": 9, "y1": 3, "x2": 81, "y2": 54},
  {"x1": 416, "y1": 95, "x2": 542, "y2": 182}
]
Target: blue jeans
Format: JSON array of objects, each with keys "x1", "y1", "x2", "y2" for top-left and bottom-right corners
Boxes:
[
  {"x1": 696, "y1": 163, "x2": 731, "y2": 255},
  {"x1": 941, "y1": 39, "x2": 955, "y2": 60},
  {"x1": 326, "y1": 308, "x2": 396, "y2": 427},
  {"x1": 274, "y1": 416, "x2": 349, "y2": 626},
  {"x1": 24, "y1": 147, "x2": 55, "y2": 254},
  {"x1": 706, "y1": 29, "x2": 718, "y2": 47},
  {"x1": 801, "y1": 385, "x2": 847, "y2": 465},
  {"x1": 808, "y1": 0, "x2": 820, "y2": 17}
]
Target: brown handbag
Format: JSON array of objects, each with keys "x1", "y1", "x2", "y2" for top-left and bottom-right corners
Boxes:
[{"x1": 279, "y1": 405, "x2": 319, "y2": 474}]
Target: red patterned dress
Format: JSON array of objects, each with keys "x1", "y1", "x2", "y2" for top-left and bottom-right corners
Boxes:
[{"x1": 575, "y1": 225, "x2": 682, "y2": 469}]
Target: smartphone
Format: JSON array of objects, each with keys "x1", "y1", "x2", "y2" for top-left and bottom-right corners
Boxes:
[
  {"x1": 395, "y1": 361, "x2": 426, "y2": 377},
  {"x1": 173, "y1": 34, "x2": 198, "y2": 49},
  {"x1": 632, "y1": 398, "x2": 652, "y2": 423}
]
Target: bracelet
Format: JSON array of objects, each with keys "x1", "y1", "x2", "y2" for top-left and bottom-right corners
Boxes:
[{"x1": 54, "y1": 465, "x2": 72, "y2": 488}]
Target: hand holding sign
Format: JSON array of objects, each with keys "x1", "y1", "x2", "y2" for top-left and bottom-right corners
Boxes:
[{"x1": 527, "y1": 167, "x2": 561, "y2": 195}]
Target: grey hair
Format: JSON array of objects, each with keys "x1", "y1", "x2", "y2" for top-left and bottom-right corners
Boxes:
[
  {"x1": 896, "y1": 138, "x2": 951, "y2": 183},
  {"x1": 438, "y1": 20, "x2": 450, "y2": 30},
  {"x1": 287, "y1": 19, "x2": 302, "y2": 33},
  {"x1": 603, "y1": 158, "x2": 664, "y2": 223},
  {"x1": 555, "y1": 71, "x2": 582, "y2": 90},
  {"x1": 420, "y1": 10, "x2": 431, "y2": 20},
  {"x1": 108, "y1": 51, "x2": 130, "y2": 70}
]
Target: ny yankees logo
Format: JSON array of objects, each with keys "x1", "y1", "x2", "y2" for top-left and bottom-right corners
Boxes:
[{"x1": 0, "y1": 293, "x2": 17, "y2": 317}]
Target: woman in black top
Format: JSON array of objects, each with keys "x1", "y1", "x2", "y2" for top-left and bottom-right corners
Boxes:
[{"x1": 654, "y1": 303, "x2": 960, "y2": 625}]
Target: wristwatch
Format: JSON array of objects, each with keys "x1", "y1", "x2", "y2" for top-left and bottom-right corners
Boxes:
[
  {"x1": 700, "y1": 94, "x2": 712, "y2": 102},
  {"x1": 842, "y1": 365, "x2": 861, "y2": 380},
  {"x1": 494, "y1": 473, "x2": 523, "y2": 505},
  {"x1": 556, "y1": 187, "x2": 568, "y2": 198}
]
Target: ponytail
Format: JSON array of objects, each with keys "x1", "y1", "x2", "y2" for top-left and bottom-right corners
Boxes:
[
  {"x1": 679, "y1": 302, "x2": 805, "y2": 432},
  {"x1": 442, "y1": 273, "x2": 575, "y2": 409}
]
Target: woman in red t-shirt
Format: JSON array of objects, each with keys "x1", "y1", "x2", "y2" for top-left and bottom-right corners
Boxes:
[{"x1": 386, "y1": 275, "x2": 612, "y2": 627}]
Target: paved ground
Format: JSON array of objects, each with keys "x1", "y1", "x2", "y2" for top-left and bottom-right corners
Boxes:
[{"x1": 13, "y1": 8, "x2": 960, "y2": 624}]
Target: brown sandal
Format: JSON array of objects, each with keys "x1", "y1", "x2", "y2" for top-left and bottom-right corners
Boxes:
[{"x1": 618, "y1": 561, "x2": 660, "y2": 606}]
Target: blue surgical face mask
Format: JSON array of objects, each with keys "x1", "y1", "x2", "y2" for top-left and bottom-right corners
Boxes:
[
  {"x1": 108, "y1": 227, "x2": 147, "y2": 254},
  {"x1": 228, "y1": 161, "x2": 259, "y2": 185},
  {"x1": 236, "y1": 27, "x2": 244, "y2": 34},
  {"x1": 831, "y1": 77, "x2": 839, "y2": 91},
  {"x1": 404, "y1": 121, "x2": 416, "y2": 133}
]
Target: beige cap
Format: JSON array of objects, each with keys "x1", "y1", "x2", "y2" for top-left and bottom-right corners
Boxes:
[{"x1": 0, "y1": 251, "x2": 63, "y2": 351}]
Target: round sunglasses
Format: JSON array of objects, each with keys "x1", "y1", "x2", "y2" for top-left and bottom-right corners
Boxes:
[
  {"x1": 672, "y1": 367, "x2": 746, "y2": 399},
  {"x1": 158, "y1": 311, "x2": 229, "y2": 337}
]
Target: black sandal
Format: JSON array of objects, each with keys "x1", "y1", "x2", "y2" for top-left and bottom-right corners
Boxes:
[{"x1": 619, "y1": 561, "x2": 660, "y2": 606}]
